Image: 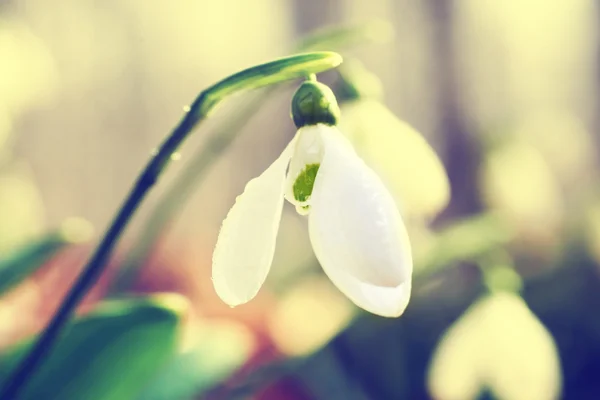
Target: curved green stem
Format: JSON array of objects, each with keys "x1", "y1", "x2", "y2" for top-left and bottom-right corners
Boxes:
[
  {"x1": 478, "y1": 250, "x2": 523, "y2": 294},
  {"x1": 0, "y1": 51, "x2": 341, "y2": 400},
  {"x1": 108, "y1": 21, "x2": 390, "y2": 294}
]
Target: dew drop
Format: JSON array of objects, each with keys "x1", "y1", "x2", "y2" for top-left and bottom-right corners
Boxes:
[
  {"x1": 182, "y1": 105, "x2": 191, "y2": 112},
  {"x1": 170, "y1": 152, "x2": 182, "y2": 161}
]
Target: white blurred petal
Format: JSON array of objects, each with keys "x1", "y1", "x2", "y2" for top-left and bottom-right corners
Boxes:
[
  {"x1": 341, "y1": 100, "x2": 450, "y2": 218},
  {"x1": 427, "y1": 297, "x2": 487, "y2": 400},
  {"x1": 428, "y1": 293, "x2": 562, "y2": 400},
  {"x1": 479, "y1": 294, "x2": 562, "y2": 400},
  {"x1": 308, "y1": 126, "x2": 412, "y2": 316},
  {"x1": 212, "y1": 139, "x2": 295, "y2": 306}
]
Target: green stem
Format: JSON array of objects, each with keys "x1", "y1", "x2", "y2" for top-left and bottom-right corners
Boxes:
[
  {"x1": 0, "y1": 51, "x2": 341, "y2": 400},
  {"x1": 478, "y1": 250, "x2": 523, "y2": 294}
]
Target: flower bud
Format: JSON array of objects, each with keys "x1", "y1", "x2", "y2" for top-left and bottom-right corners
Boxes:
[{"x1": 291, "y1": 81, "x2": 340, "y2": 128}]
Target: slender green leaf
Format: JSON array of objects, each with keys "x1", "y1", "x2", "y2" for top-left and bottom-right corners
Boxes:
[{"x1": 137, "y1": 322, "x2": 254, "y2": 400}]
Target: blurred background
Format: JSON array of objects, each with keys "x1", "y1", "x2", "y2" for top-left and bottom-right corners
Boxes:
[{"x1": 1, "y1": 0, "x2": 599, "y2": 399}]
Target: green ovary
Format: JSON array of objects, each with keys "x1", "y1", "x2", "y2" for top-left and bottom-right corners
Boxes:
[{"x1": 293, "y1": 163, "x2": 320, "y2": 203}]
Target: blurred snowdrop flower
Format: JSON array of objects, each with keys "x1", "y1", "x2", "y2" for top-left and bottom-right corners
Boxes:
[
  {"x1": 338, "y1": 61, "x2": 450, "y2": 218},
  {"x1": 481, "y1": 138, "x2": 563, "y2": 251},
  {"x1": 513, "y1": 111, "x2": 597, "y2": 191},
  {"x1": 427, "y1": 292, "x2": 562, "y2": 400},
  {"x1": 212, "y1": 80, "x2": 413, "y2": 317}
]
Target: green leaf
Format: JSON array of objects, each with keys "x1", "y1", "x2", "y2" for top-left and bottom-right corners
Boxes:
[
  {"x1": 0, "y1": 294, "x2": 187, "y2": 400},
  {"x1": 137, "y1": 321, "x2": 254, "y2": 400},
  {"x1": 0, "y1": 218, "x2": 93, "y2": 296}
]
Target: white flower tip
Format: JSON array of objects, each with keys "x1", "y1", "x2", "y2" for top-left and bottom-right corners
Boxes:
[
  {"x1": 370, "y1": 281, "x2": 412, "y2": 318},
  {"x1": 211, "y1": 264, "x2": 260, "y2": 307}
]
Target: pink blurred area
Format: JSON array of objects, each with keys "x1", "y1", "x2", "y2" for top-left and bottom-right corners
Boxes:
[
  {"x1": 0, "y1": 245, "x2": 112, "y2": 348},
  {"x1": 0, "y1": 239, "x2": 278, "y2": 348}
]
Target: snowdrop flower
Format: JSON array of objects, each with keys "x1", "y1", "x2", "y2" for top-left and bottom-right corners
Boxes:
[
  {"x1": 212, "y1": 80, "x2": 413, "y2": 317},
  {"x1": 427, "y1": 292, "x2": 562, "y2": 400},
  {"x1": 481, "y1": 138, "x2": 563, "y2": 253}
]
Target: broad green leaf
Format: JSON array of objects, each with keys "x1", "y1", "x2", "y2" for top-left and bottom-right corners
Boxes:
[
  {"x1": 0, "y1": 294, "x2": 187, "y2": 400},
  {"x1": 0, "y1": 218, "x2": 93, "y2": 296},
  {"x1": 137, "y1": 321, "x2": 254, "y2": 400}
]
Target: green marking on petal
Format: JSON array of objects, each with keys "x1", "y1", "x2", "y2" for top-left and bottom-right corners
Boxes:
[{"x1": 293, "y1": 163, "x2": 320, "y2": 203}]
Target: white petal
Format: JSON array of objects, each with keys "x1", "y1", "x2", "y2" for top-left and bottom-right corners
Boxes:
[
  {"x1": 329, "y1": 271, "x2": 411, "y2": 317},
  {"x1": 308, "y1": 126, "x2": 413, "y2": 314},
  {"x1": 477, "y1": 294, "x2": 562, "y2": 400},
  {"x1": 427, "y1": 293, "x2": 562, "y2": 400},
  {"x1": 427, "y1": 298, "x2": 486, "y2": 400},
  {"x1": 212, "y1": 139, "x2": 295, "y2": 306}
]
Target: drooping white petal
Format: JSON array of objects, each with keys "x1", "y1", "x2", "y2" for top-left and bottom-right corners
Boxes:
[
  {"x1": 212, "y1": 138, "x2": 296, "y2": 306},
  {"x1": 325, "y1": 270, "x2": 412, "y2": 318},
  {"x1": 308, "y1": 126, "x2": 413, "y2": 315}
]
